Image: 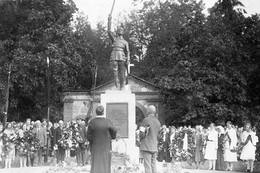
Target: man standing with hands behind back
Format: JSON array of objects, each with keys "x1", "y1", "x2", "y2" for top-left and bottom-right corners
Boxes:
[{"x1": 140, "y1": 105, "x2": 161, "y2": 173}]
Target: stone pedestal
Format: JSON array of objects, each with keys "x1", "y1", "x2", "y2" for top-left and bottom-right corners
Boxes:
[{"x1": 101, "y1": 90, "x2": 139, "y2": 163}]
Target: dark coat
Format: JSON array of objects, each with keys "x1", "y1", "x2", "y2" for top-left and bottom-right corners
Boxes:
[
  {"x1": 49, "y1": 126, "x2": 55, "y2": 148},
  {"x1": 78, "y1": 125, "x2": 88, "y2": 143},
  {"x1": 157, "y1": 131, "x2": 172, "y2": 162},
  {"x1": 32, "y1": 127, "x2": 47, "y2": 147},
  {"x1": 140, "y1": 115, "x2": 161, "y2": 152},
  {"x1": 53, "y1": 126, "x2": 62, "y2": 145},
  {"x1": 195, "y1": 133, "x2": 204, "y2": 162},
  {"x1": 216, "y1": 134, "x2": 225, "y2": 171},
  {"x1": 87, "y1": 117, "x2": 117, "y2": 173}
]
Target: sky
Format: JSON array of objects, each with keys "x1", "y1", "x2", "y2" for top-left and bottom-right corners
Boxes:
[{"x1": 73, "y1": 0, "x2": 260, "y2": 28}]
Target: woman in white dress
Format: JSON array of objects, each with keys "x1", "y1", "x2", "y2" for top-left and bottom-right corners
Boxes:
[
  {"x1": 224, "y1": 121, "x2": 237, "y2": 171},
  {"x1": 240, "y1": 122, "x2": 258, "y2": 173},
  {"x1": 3, "y1": 123, "x2": 16, "y2": 168},
  {"x1": 204, "y1": 123, "x2": 218, "y2": 170}
]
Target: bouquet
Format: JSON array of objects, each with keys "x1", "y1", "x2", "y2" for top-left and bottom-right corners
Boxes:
[
  {"x1": 71, "y1": 125, "x2": 89, "y2": 150},
  {"x1": 139, "y1": 125, "x2": 150, "y2": 141},
  {"x1": 73, "y1": 128, "x2": 84, "y2": 144},
  {"x1": 23, "y1": 130, "x2": 41, "y2": 154},
  {"x1": 15, "y1": 134, "x2": 27, "y2": 156},
  {"x1": 58, "y1": 127, "x2": 72, "y2": 149}
]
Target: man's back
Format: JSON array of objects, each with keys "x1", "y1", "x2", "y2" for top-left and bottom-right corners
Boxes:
[
  {"x1": 140, "y1": 115, "x2": 161, "y2": 152},
  {"x1": 87, "y1": 118, "x2": 117, "y2": 151},
  {"x1": 53, "y1": 126, "x2": 62, "y2": 145}
]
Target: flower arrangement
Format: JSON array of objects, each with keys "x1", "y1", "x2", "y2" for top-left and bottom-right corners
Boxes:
[
  {"x1": 169, "y1": 128, "x2": 195, "y2": 161},
  {"x1": 23, "y1": 130, "x2": 41, "y2": 153},
  {"x1": 158, "y1": 128, "x2": 170, "y2": 152},
  {"x1": 112, "y1": 152, "x2": 142, "y2": 173},
  {"x1": 57, "y1": 127, "x2": 73, "y2": 149},
  {"x1": 15, "y1": 134, "x2": 27, "y2": 156},
  {"x1": 57, "y1": 125, "x2": 88, "y2": 151}
]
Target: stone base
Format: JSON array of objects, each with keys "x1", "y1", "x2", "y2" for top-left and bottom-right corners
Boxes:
[{"x1": 101, "y1": 89, "x2": 139, "y2": 163}]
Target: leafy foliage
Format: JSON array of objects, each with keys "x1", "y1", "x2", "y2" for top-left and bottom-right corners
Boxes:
[
  {"x1": 0, "y1": 0, "x2": 109, "y2": 121},
  {"x1": 130, "y1": 0, "x2": 260, "y2": 127}
]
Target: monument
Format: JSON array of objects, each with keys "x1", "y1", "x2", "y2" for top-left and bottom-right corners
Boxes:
[
  {"x1": 63, "y1": 75, "x2": 164, "y2": 163},
  {"x1": 63, "y1": 0, "x2": 165, "y2": 163},
  {"x1": 95, "y1": 10, "x2": 139, "y2": 162}
]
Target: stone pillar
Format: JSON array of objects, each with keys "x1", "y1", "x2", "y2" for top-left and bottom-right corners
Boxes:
[{"x1": 63, "y1": 98, "x2": 74, "y2": 122}]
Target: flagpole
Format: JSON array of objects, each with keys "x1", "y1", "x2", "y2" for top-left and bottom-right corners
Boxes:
[
  {"x1": 3, "y1": 63, "x2": 12, "y2": 130},
  {"x1": 46, "y1": 57, "x2": 50, "y2": 162}
]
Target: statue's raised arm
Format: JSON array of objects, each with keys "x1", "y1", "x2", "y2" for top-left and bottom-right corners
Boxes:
[{"x1": 107, "y1": 15, "x2": 115, "y2": 43}]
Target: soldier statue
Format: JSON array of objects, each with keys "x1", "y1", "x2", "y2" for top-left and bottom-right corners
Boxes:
[{"x1": 108, "y1": 14, "x2": 130, "y2": 90}]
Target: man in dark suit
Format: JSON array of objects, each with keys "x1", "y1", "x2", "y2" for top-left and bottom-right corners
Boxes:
[
  {"x1": 87, "y1": 105, "x2": 117, "y2": 173},
  {"x1": 140, "y1": 105, "x2": 161, "y2": 173},
  {"x1": 75, "y1": 117, "x2": 88, "y2": 166},
  {"x1": 53, "y1": 120, "x2": 65, "y2": 165},
  {"x1": 33, "y1": 120, "x2": 47, "y2": 166}
]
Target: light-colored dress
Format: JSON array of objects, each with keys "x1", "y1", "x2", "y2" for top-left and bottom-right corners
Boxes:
[
  {"x1": 224, "y1": 128, "x2": 237, "y2": 162},
  {"x1": 240, "y1": 131, "x2": 258, "y2": 160},
  {"x1": 4, "y1": 129, "x2": 16, "y2": 161},
  {"x1": 204, "y1": 129, "x2": 218, "y2": 160}
]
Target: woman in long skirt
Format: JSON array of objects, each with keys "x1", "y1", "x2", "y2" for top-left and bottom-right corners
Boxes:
[
  {"x1": 204, "y1": 123, "x2": 218, "y2": 170},
  {"x1": 194, "y1": 125, "x2": 203, "y2": 169},
  {"x1": 224, "y1": 121, "x2": 238, "y2": 171},
  {"x1": 216, "y1": 126, "x2": 225, "y2": 171},
  {"x1": 240, "y1": 122, "x2": 258, "y2": 173}
]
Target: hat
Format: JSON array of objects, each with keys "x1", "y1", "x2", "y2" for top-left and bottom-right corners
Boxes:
[{"x1": 96, "y1": 105, "x2": 104, "y2": 116}]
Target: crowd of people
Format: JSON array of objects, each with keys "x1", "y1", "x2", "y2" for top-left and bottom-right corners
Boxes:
[
  {"x1": 0, "y1": 112, "x2": 259, "y2": 173},
  {"x1": 155, "y1": 121, "x2": 259, "y2": 173},
  {"x1": 0, "y1": 117, "x2": 89, "y2": 168}
]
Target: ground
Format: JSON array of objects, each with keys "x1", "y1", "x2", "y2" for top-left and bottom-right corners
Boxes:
[
  {"x1": 0, "y1": 166, "x2": 246, "y2": 173},
  {"x1": 0, "y1": 156, "x2": 252, "y2": 173}
]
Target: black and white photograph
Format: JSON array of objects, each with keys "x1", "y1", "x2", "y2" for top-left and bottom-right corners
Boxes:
[{"x1": 0, "y1": 0, "x2": 259, "y2": 173}]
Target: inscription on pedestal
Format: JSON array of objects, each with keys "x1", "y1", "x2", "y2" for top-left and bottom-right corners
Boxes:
[{"x1": 106, "y1": 103, "x2": 128, "y2": 138}]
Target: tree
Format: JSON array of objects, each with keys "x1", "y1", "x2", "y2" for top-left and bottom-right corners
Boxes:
[
  {"x1": 128, "y1": 0, "x2": 260, "y2": 126},
  {"x1": 0, "y1": 0, "x2": 84, "y2": 121}
]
